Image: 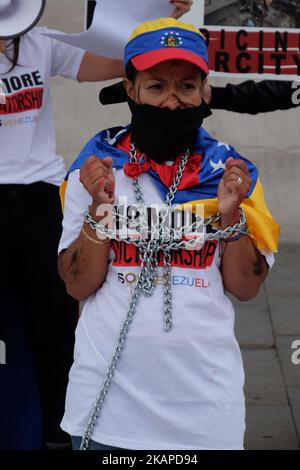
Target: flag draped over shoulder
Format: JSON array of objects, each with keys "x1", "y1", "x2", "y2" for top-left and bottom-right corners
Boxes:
[{"x1": 60, "y1": 125, "x2": 279, "y2": 252}]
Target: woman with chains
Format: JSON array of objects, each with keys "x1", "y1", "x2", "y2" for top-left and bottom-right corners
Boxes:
[{"x1": 58, "y1": 17, "x2": 279, "y2": 450}]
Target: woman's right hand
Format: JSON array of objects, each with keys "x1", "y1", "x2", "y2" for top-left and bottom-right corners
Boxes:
[{"x1": 79, "y1": 155, "x2": 115, "y2": 209}]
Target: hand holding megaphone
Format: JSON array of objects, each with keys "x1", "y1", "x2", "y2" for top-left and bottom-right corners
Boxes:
[{"x1": 0, "y1": 0, "x2": 46, "y2": 39}]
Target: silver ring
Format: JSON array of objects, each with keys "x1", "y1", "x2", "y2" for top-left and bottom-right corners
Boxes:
[{"x1": 237, "y1": 176, "x2": 243, "y2": 185}]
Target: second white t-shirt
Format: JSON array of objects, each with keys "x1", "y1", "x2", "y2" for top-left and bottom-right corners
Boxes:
[{"x1": 0, "y1": 27, "x2": 84, "y2": 185}]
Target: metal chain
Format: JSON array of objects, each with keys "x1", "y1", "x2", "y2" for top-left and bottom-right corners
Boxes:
[
  {"x1": 127, "y1": 143, "x2": 191, "y2": 330},
  {"x1": 80, "y1": 144, "x2": 249, "y2": 450},
  {"x1": 80, "y1": 145, "x2": 193, "y2": 450},
  {"x1": 84, "y1": 203, "x2": 248, "y2": 250}
]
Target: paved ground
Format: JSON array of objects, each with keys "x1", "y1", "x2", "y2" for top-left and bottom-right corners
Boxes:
[{"x1": 231, "y1": 244, "x2": 300, "y2": 449}]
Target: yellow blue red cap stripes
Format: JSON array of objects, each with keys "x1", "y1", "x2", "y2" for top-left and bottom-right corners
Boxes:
[{"x1": 124, "y1": 18, "x2": 209, "y2": 75}]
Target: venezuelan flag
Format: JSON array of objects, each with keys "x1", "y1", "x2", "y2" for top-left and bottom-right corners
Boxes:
[{"x1": 60, "y1": 126, "x2": 279, "y2": 253}]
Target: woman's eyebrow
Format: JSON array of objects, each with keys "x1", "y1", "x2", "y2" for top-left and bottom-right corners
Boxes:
[
  {"x1": 179, "y1": 76, "x2": 200, "y2": 81},
  {"x1": 145, "y1": 77, "x2": 166, "y2": 82},
  {"x1": 145, "y1": 76, "x2": 200, "y2": 82}
]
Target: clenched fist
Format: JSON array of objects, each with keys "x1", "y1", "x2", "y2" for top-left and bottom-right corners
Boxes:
[
  {"x1": 217, "y1": 157, "x2": 252, "y2": 218},
  {"x1": 80, "y1": 156, "x2": 116, "y2": 207}
]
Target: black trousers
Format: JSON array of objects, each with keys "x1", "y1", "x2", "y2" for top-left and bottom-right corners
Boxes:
[{"x1": 0, "y1": 182, "x2": 78, "y2": 444}]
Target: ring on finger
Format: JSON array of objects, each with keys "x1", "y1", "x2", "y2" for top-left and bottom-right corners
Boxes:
[{"x1": 237, "y1": 176, "x2": 243, "y2": 185}]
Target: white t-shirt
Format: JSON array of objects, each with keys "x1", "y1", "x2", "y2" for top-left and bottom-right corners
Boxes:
[
  {"x1": 0, "y1": 27, "x2": 84, "y2": 185},
  {"x1": 59, "y1": 168, "x2": 274, "y2": 450}
]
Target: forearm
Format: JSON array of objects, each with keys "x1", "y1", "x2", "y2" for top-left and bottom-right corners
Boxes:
[
  {"x1": 58, "y1": 211, "x2": 110, "y2": 301},
  {"x1": 220, "y1": 212, "x2": 268, "y2": 301},
  {"x1": 211, "y1": 80, "x2": 297, "y2": 114},
  {"x1": 77, "y1": 53, "x2": 125, "y2": 82}
]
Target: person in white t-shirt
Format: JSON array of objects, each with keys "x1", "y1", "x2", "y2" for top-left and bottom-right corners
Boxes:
[
  {"x1": 0, "y1": 27, "x2": 124, "y2": 450},
  {"x1": 58, "y1": 18, "x2": 279, "y2": 450},
  {"x1": 0, "y1": 1, "x2": 193, "y2": 450}
]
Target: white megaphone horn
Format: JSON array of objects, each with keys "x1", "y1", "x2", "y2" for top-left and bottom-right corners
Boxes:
[{"x1": 0, "y1": 0, "x2": 46, "y2": 39}]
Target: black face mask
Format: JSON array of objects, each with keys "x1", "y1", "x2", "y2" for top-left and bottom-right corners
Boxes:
[{"x1": 127, "y1": 97, "x2": 212, "y2": 164}]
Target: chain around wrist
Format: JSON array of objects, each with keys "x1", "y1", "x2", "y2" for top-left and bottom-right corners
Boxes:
[
  {"x1": 219, "y1": 209, "x2": 241, "y2": 229},
  {"x1": 83, "y1": 208, "x2": 111, "y2": 243},
  {"x1": 88, "y1": 202, "x2": 108, "y2": 223},
  {"x1": 221, "y1": 207, "x2": 249, "y2": 244}
]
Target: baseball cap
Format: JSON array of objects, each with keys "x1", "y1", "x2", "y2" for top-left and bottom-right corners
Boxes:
[{"x1": 124, "y1": 17, "x2": 209, "y2": 76}]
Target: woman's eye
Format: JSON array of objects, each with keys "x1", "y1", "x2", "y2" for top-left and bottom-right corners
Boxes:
[
  {"x1": 181, "y1": 83, "x2": 195, "y2": 90},
  {"x1": 148, "y1": 84, "x2": 163, "y2": 90}
]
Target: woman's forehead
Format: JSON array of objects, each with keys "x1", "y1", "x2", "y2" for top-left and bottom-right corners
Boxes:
[{"x1": 138, "y1": 60, "x2": 202, "y2": 80}]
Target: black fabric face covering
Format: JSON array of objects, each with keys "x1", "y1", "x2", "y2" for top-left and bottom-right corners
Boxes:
[{"x1": 127, "y1": 97, "x2": 212, "y2": 164}]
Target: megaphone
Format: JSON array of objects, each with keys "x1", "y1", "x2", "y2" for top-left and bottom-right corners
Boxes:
[{"x1": 0, "y1": 0, "x2": 46, "y2": 40}]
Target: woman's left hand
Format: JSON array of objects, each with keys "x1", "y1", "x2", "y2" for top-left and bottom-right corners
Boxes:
[
  {"x1": 170, "y1": 0, "x2": 193, "y2": 19},
  {"x1": 217, "y1": 157, "x2": 252, "y2": 220}
]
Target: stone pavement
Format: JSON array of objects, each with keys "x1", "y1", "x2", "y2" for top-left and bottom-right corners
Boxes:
[{"x1": 231, "y1": 244, "x2": 300, "y2": 449}]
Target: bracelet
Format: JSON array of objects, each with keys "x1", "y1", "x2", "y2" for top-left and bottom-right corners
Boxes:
[
  {"x1": 81, "y1": 226, "x2": 110, "y2": 246},
  {"x1": 223, "y1": 231, "x2": 248, "y2": 243}
]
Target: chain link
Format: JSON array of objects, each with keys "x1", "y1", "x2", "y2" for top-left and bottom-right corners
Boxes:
[{"x1": 80, "y1": 144, "x2": 249, "y2": 450}]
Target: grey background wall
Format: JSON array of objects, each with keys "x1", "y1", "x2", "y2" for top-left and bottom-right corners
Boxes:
[{"x1": 40, "y1": 0, "x2": 300, "y2": 244}]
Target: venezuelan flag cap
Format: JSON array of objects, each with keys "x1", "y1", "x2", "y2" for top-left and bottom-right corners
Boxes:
[{"x1": 124, "y1": 18, "x2": 209, "y2": 76}]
